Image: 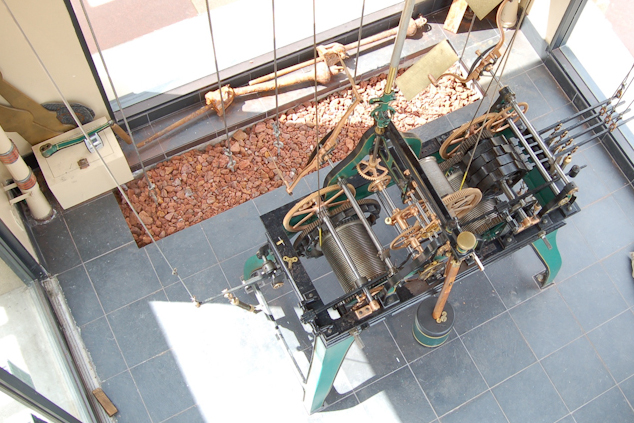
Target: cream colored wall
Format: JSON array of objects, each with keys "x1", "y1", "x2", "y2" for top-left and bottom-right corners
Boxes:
[
  {"x1": 0, "y1": 186, "x2": 39, "y2": 265},
  {"x1": 526, "y1": 0, "x2": 572, "y2": 45},
  {"x1": 0, "y1": 0, "x2": 108, "y2": 264},
  {"x1": 0, "y1": 0, "x2": 108, "y2": 117}
]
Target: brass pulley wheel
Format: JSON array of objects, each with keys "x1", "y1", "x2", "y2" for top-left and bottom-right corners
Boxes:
[
  {"x1": 390, "y1": 222, "x2": 422, "y2": 250},
  {"x1": 283, "y1": 184, "x2": 355, "y2": 232},
  {"x1": 486, "y1": 102, "x2": 529, "y2": 132},
  {"x1": 368, "y1": 174, "x2": 391, "y2": 192},
  {"x1": 442, "y1": 188, "x2": 482, "y2": 219},
  {"x1": 357, "y1": 157, "x2": 389, "y2": 181},
  {"x1": 439, "y1": 113, "x2": 498, "y2": 159},
  {"x1": 389, "y1": 219, "x2": 440, "y2": 251}
]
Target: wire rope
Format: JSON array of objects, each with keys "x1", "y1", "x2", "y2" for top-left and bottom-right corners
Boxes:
[
  {"x1": 459, "y1": 0, "x2": 533, "y2": 190},
  {"x1": 77, "y1": 0, "x2": 154, "y2": 195},
  {"x1": 460, "y1": 12, "x2": 477, "y2": 61},
  {"x1": 271, "y1": 0, "x2": 284, "y2": 157},
  {"x1": 353, "y1": 0, "x2": 367, "y2": 84},
  {"x1": 205, "y1": 0, "x2": 235, "y2": 171},
  {"x1": 1, "y1": 0, "x2": 199, "y2": 304}
]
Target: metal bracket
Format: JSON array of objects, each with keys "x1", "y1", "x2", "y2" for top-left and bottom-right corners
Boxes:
[{"x1": 369, "y1": 92, "x2": 396, "y2": 129}]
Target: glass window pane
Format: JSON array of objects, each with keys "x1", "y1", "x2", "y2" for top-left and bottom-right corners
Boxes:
[
  {"x1": 69, "y1": 0, "x2": 402, "y2": 111},
  {"x1": 561, "y1": 0, "x2": 634, "y2": 146},
  {"x1": 0, "y1": 280, "x2": 88, "y2": 421}
]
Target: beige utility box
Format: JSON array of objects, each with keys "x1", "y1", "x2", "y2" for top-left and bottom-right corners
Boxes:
[{"x1": 33, "y1": 117, "x2": 133, "y2": 209}]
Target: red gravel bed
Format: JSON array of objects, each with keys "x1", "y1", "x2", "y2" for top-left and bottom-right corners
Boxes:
[{"x1": 118, "y1": 69, "x2": 478, "y2": 247}]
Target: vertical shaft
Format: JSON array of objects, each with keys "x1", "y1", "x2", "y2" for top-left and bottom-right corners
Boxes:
[{"x1": 383, "y1": 0, "x2": 416, "y2": 96}]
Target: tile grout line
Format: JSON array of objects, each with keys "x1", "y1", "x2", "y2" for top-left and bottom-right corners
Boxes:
[
  {"x1": 382, "y1": 320, "x2": 440, "y2": 422},
  {"x1": 504, "y1": 307, "x2": 574, "y2": 417},
  {"x1": 80, "y1": 239, "x2": 137, "y2": 265},
  {"x1": 508, "y1": 290, "x2": 634, "y2": 416},
  {"x1": 74, "y1": 254, "x2": 156, "y2": 422},
  {"x1": 581, "y1": 310, "x2": 634, "y2": 416},
  {"x1": 158, "y1": 404, "x2": 199, "y2": 423}
]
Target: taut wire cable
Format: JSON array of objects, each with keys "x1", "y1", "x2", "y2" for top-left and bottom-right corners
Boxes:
[
  {"x1": 353, "y1": 0, "x2": 367, "y2": 84},
  {"x1": 271, "y1": 0, "x2": 284, "y2": 157},
  {"x1": 459, "y1": 0, "x2": 532, "y2": 190},
  {"x1": 77, "y1": 0, "x2": 154, "y2": 195},
  {"x1": 205, "y1": 0, "x2": 235, "y2": 171},
  {"x1": 1, "y1": 0, "x2": 199, "y2": 304}
]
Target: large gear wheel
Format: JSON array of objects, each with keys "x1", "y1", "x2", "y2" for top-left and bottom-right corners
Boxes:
[
  {"x1": 440, "y1": 113, "x2": 498, "y2": 159},
  {"x1": 442, "y1": 188, "x2": 482, "y2": 219},
  {"x1": 357, "y1": 157, "x2": 389, "y2": 181},
  {"x1": 283, "y1": 184, "x2": 355, "y2": 232}
]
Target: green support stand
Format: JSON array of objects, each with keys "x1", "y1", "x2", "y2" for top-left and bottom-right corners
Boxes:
[
  {"x1": 304, "y1": 335, "x2": 354, "y2": 414},
  {"x1": 531, "y1": 229, "x2": 562, "y2": 287}
]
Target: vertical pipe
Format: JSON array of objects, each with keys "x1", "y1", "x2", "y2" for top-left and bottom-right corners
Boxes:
[
  {"x1": 0, "y1": 126, "x2": 52, "y2": 220},
  {"x1": 383, "y1": 0, "x2": 416, "y2": 95}
]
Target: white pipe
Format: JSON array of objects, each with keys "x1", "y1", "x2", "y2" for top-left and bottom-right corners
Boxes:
[{"x1": 0, "y1": 125, "x2": 53, "y2": 220}]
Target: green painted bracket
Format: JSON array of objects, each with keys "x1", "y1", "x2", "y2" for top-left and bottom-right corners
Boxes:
[
  {"x1": 304, "y1": 335, "x2": 354, "y2": 414},
  {"x1": 38, "y1": 120, "x2": 112, "y2": 158},
  {"x1": 531, "y1": 229, "x2": 561, "y2": 287},
  {"x1": 243, "y1": 252, "x2": 275, "y2": 280},
  {"x1": 369, "y1": 92, "x2": 396, "y2": 128},
  {"x1": 323, "y1": 131, "x2": 422, "y2": 201}
]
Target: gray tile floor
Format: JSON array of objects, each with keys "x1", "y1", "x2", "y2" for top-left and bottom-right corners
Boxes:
[{"x1": 29, "y1": 19, "x2": 634, "y2": 423}]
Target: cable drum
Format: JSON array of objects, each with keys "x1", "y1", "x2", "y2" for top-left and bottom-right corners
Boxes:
[
  {"x1": 446, "y1": 169, "x2": 466, "y2": 192},
  {"x1": 459, "y1": 198, "x2": 504, "y2": 234},
  {"x1": 321, "y1": 218, "x2": 386, "y2": 293},
  {"x1": 419, "y1": 157, "x2": 454, "y2": 198}
]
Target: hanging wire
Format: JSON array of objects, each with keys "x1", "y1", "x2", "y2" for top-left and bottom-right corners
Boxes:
[
  {"x1": 1, "y1": 0, "x2": 200, "y2": 305},
  {"x1": 311, "y1": 0, "x2": 324, "y2": 244},
  {"x1": 271, "y1": 0, "x2": 284, "y2": 156},
  {"x1": 77, "y1": 0, "x2": 155, "y2": 197},
  {"x1": 205, "y1": 0, "x2": 235, "y2": 172},
  {"x1": 459, "y1": 0, "x2": 533, "y2": 190},
  {"x1": 352, "y1": 0, "x2": 367, "y2": 84},
  {"x1": 460, "y1": 12, "x2": 477, "y2": 62},
  {"x1": 611, "y1": 63, "x2": 634, "y2": 100}
]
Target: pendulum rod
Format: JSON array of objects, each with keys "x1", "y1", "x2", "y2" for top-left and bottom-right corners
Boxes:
[
  {"x1": 205, "y1": 0, "x2": 235, "y2": 171},
  {"x1": 3, "y1": 0, "x2": 199, "y2": 305},
  {"x1": 312, "y1": 0, "x2": 323, "y2": 238},
  {"x1": 383, "y1": 0, "x2": 416, "y2": 96}
]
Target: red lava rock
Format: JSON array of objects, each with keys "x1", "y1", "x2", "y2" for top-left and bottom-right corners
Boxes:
[
  {"x1": 232, "y1": 129, "x2": 248, "y2": 141},
  {"x1": 254, "y1": 122, "x2": 267, "y2": 133},
  {"x1": 119, "y1": 65, "x2": 476, "y2": 247},
  {"x1": 138, "y1": 211, "x2": 153, "y2": 225}
]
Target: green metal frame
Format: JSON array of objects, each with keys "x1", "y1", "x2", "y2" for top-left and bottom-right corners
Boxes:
[
  {"x1": 531, "y1": 229, "x2": 562, "y2": 287},
  {"x1": 303, "y1": 335, "x2": 354, "y2": 414},
  {"x1": 323, "y1": 130, "x2": 422, "y2": 199},
  {"x1": 243, "y1": 251, "x2": 275, "y2": 280}
]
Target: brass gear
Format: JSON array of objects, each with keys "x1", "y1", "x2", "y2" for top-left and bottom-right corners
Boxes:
[{"x1": 357, "y1": 157, "x2": 389, "y2": 181}]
